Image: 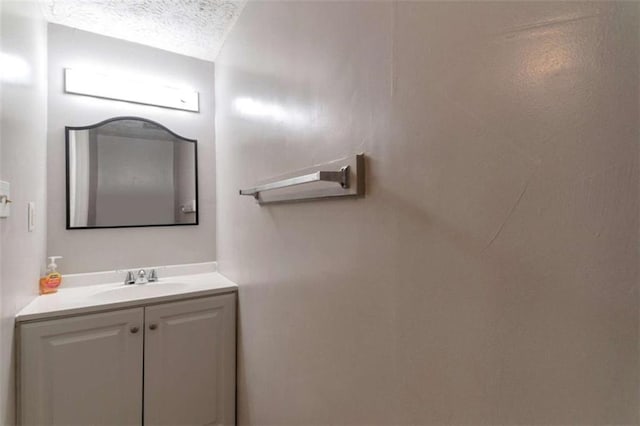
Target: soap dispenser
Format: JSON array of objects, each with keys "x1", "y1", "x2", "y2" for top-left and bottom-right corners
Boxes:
[{"x1": 39, "y1": 256, "x2": 63, "y2": 295}]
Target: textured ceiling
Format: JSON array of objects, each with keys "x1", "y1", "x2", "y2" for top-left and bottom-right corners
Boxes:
[{"x1": 42, "y1": 0, "x2": 246, "y2": 62}]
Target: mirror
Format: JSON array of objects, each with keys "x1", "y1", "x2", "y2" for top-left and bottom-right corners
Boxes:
[{"x1": 66, "y1": 117, "x2": 198, "y2": 229}]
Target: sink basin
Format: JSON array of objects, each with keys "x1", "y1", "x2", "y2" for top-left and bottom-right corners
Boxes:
[{"x1": 91, "y1": 282, "x2": 189, "y2": 302}]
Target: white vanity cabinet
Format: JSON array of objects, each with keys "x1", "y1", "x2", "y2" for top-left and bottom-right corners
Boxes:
[
  {"x1": 19, "y1": 308, "x2": 144, "y2": 425},
  {"x1": 144, "y1": 295, "x2": 236, "y2": 425},
  {"x1": 18, "y1": 293, "x2": 236, "y2": 426}
]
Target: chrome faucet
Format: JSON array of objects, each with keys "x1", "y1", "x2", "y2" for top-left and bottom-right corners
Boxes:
[
  {"x1": 124, "y1": 268, "x2": 158, "y2": 285},
  {"x1": 136, "y1": 269, "x2": 148, "y2": 284}
]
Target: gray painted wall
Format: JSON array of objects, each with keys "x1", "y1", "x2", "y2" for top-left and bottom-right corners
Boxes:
[
  {"x1": 216, "y1": 2, "x2": 639, "y2": 423},
  {"x1": 47, "y1": 24, "x2": 216, "y2": 273},
  {"x1": 0, "y1": 1, "x2": 48, "y2": 424}
]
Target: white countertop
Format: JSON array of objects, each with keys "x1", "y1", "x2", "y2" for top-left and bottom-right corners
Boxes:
[{"x1": 16, "y1": 272, "x2": 238, "y2": 323}]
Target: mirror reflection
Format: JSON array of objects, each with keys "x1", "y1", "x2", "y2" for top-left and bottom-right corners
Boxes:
[{"x1": 66, "y1": 117, "x2": 198, "y2": 229}]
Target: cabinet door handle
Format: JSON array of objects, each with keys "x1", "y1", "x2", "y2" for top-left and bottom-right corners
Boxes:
[
  {"x1": 149, "y1": 323, "x2": 158, "y2": 330},
  {"x1": 130, "y1": 326, "x2": 139, "y2": 334}
]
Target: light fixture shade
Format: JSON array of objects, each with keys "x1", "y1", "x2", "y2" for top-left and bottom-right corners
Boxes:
[{"x1": 64, "y1": 68, "x2": 199, "y2": 112}]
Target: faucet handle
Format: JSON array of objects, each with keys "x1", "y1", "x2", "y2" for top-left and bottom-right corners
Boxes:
[
  {"x1": 135, "y1": 269, "x2": 147, "y2": 284},
  {"x1": 148, "y1": 269, "x2": 158, "y2": 282},
  {"x1": 124, "y1": 271, "x2": 135, "y2": 285}
]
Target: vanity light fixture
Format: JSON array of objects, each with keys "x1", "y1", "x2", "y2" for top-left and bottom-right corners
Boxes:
[{"x1": 64, "y1": 68, "x2": 199, "y2": 112}]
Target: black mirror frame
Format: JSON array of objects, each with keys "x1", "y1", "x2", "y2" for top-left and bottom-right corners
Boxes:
[{"x1": 65, "y1": 116, "x2": 199, "y2": 230}]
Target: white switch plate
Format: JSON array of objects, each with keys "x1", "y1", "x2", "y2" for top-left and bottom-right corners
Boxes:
[
  {"x1": 0, "y1": 180, "x2": 10, "y2": 218},
  {"x1": 28, "y1": 202, "x2": 35, "y2": 231}
]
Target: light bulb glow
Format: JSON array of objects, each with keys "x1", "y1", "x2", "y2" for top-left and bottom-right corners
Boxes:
[
  {"x1": 0, "y1": 52, "x2": 32, "y2": 85},
  {"x1": 233, "y1": 96, "x2": 308, "y2": 126}
]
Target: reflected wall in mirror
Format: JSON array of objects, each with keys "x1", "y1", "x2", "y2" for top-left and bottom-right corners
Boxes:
[{"x1": 66, "y1": 117, "x2": 198, "y2": 229}]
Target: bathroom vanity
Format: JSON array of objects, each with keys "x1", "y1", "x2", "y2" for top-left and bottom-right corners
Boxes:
[{"x1": 16, "y1": 269, "x2": 237, "y2": 426}]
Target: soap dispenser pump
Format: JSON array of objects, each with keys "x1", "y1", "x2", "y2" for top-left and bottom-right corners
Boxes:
[{"x1": 40, "y1": 256, "x2": 63, "y2": 295}]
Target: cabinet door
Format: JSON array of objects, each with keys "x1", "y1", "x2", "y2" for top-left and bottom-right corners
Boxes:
[
  {"x1": 19, "y1": 308, "x2": 144, "y2": 426},
  {"x1": 144, "y1": 293, "x2": 236, "y2": 426}
]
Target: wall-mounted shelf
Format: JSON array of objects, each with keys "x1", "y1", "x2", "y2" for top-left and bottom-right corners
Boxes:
[{"x1": 239, "y1": 154, "x2": 365, "y2": 205}]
